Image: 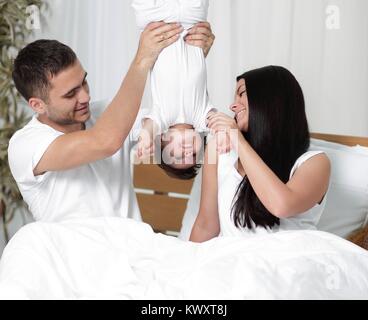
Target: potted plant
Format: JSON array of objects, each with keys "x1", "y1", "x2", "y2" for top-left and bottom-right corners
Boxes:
[{"x1": 0, "y1": 0, "x2": 44, "y2": 243}]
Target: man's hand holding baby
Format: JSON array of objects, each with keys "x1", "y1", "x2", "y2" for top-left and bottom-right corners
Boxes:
[{"x1": 135, "y1": 22, "x2": 184, "y2": 69}]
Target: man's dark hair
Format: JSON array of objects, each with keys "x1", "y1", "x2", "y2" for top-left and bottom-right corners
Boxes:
[{"x1": 12, "y1": 39, "x2": 77, "y2": 101}]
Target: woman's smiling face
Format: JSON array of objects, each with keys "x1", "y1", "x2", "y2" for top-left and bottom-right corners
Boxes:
[{"x1": 230, "y1": 78, "x2": 249, "y2": 132}]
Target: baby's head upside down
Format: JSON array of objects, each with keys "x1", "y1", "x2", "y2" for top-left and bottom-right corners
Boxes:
[{"x1": 158, "y1": 124, "x2": 205, "y2": 180}]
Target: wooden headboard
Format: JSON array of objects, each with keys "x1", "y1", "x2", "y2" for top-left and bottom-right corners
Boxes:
[
  {"x1": 134, "y1": 163, "x2": 193, "y2": 234},
  {"x1": 134, "y1": 133, "x2": 368, "y2": 234},
  {"x1": 310, "y1": 133, "x2": 368, "y2": 147}
]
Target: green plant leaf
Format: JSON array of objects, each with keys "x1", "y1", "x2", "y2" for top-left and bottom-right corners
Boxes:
[{"x1": 0, "y1": 0, "x2": 45, "y2": 242}]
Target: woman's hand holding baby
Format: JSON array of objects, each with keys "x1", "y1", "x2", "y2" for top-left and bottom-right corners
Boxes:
[{"x1": 207, "y1": 112, "x2": 241, "y2": 154}]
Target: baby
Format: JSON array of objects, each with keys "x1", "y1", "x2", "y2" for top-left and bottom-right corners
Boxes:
[{"x1": 132, "y1": 0, "x2": 215, "y2": 180}]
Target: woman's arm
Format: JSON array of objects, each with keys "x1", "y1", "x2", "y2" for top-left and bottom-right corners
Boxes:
[
  {"x1": 236, "y1": 134, "x2": 330, "y2": 218},
  {"x1": 189, "y1": 138, "x2": 220, "y2": 242},
  {"x1": 207, "y1": 113, "x2": 331, "y2": 219}
]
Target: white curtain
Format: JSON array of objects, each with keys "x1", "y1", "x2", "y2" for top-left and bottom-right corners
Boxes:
[
  {"x1": 35, "y1": 0, "x2": 141, "y2": 102},
  {"x1": 206, "y1": 0, "x2": 368, "y2": 136},
  {"x1": 33, "y1": 0, "x2": 368, "y2": 136}
]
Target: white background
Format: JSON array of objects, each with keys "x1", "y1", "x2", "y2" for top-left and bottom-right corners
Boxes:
[{"x1": 1, "y1": 0, "x2": 367, "y2": 254}]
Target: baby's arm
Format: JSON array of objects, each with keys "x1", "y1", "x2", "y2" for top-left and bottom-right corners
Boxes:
[{"x1": 137, "y1": 118, "x2": 159, "y2": 159}]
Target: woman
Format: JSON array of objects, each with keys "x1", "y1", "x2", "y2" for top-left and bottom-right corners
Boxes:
[{"x1": 190, "y1": 66, "x2": 331, "y2": 242}]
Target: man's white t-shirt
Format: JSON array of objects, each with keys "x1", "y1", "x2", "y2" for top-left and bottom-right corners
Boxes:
[{"x1": 8, "y1": 102, "x2": 141, "y2": 222}]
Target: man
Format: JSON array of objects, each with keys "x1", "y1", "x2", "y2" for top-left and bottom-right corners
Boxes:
[{"x1": 8, "y1": 22, "x2": 215, "y2": 222}]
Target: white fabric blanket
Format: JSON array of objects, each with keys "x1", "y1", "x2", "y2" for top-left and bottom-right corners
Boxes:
[{"x1": 0, "y1": 217, "x2": 367, "y2": 299}]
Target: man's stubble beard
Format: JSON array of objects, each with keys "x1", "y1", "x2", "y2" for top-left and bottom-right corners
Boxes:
[{"x1": 48, "y1": 110, "x2": 90, "y2": 127}]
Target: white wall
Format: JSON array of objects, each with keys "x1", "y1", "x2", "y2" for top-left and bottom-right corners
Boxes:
[{"x1": 30, "y1": 0, "x2": 142, "y2": 108}]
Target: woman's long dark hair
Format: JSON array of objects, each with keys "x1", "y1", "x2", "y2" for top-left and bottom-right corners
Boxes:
[{"x1": 232, "y1": 66, "x2": 310, "y2": 230}]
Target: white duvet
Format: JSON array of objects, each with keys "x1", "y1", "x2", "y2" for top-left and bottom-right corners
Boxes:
[{"x1": 0, "y1": 217, "x2": 367, "y2": 299}]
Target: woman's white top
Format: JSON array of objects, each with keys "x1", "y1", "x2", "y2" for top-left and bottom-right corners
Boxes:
[
  {"x1": 132, "y1": 0, "x2": 214, "y2": 133},
  {"x1": 217, "y1": 150, "x2": 328, "y2": 237}
]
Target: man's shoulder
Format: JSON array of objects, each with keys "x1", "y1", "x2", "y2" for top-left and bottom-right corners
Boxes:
[
  {"x1": 9, "y1": 117, "x2": 42, "y2": 144},
  {"x1": 12, "y1": 114, "x2": 53, "y2": 134},
  {"x1": 8, "y1": 116, "x2": 60, "y2": 155}
]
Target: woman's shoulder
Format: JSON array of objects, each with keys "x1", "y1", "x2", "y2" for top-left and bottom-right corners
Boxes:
[{"x1": 289, "y1": 151, "x2": 330, "y2": 179}]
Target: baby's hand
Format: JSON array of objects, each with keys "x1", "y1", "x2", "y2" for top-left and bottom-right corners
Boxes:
[
  {"x1": 207, "y1": 112, "x2": 239, "y2": 154},
  {"x1": 215, "y1": 130, "x2": 232, "y2": 155},
  {"x1": 206, "y1": 113, "x2": 231, "y2": 154},
  {"x1": 137, "y1": 129, "x2": 155, "y2": 159}
]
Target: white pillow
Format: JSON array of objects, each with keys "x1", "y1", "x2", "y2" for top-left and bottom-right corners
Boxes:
[
  {"x1": 310, "y1": 139, "x2": 368, "y2": 238},
  {"x1": 311, "y1": 138, "x2": 368, "y2": 155}
]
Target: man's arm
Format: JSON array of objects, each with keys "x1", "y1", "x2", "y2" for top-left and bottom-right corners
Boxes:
[
  {"x1": 34, "y1": 22, "x2": 182, "y2": 175},
  {"x1": 185, "y1": 22, "x2": 215, "y2": 57}
]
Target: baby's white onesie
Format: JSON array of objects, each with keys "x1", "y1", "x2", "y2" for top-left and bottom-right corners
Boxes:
[{"x1": 132, "y1": 0, "x2": 214, "y2": 133}]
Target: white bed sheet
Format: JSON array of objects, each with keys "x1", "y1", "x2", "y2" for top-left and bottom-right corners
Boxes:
[{"x1": 0, "y1": 217, "x2": 367, "y2": 299}]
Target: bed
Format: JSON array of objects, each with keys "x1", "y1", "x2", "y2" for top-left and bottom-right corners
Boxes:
[{"x1": 0, "y1": 133, "x2": 367, "y2": 299}]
